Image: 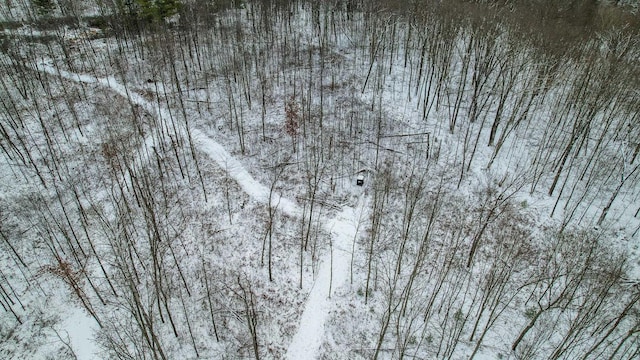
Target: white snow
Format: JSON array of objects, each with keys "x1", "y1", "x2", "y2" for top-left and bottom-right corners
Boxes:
[
  {"x1": 34, "y1": 63, "x2": 362, "y2": 359},
  {"x1": 286, "y1": 195, "x2": 366, "y2": 360},
  {"x1": 191, "y1": 130, "x2": 302, "y2": 216},
  {"x1": 11, "y1": 7, "x2": 636, "y2": 359},
  {"x1": 60, "y1": 309, "x2": 99, "y2": 360},
  {"x1": 36, "y1": 61, "x2": 302, "y2": 216}
]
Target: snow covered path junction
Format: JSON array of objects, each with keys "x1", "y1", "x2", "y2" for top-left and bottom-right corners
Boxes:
[{"x1": 37, "y1": 63, "x2": 366, "y2": 360}]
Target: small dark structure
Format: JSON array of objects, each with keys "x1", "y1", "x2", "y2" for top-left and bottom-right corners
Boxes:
[{"x1": 356, "y1": 174, "x2": 365, "y2": 186}]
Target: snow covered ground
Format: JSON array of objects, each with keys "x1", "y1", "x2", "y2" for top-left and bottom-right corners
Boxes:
[
  {"x1": 286, "y1": 194, "x2": 367, "y2": 359},
  {"x1": 60, "y1": 308, "x2": 100, "y2": 360},
  {"x1": 35, "y1": 62, "x2": 369, "y2": 360},
  {"x1": 3, "y1": 2, "x2": 640, "y2": 359}
]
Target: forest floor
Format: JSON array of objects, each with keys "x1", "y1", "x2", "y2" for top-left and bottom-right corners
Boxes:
[
  {"x1": 286, "y1": 194, "x2": 367, "y2": 359},
  {"x1": 36, "y1": 61, "x2": 369, "y2": 360},
  {"x1": 3, "y1": 3, "x2": 640, "y2": 358}
]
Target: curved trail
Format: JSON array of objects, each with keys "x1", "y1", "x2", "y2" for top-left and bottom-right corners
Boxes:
[
  {"x1": 37, "y1": 62, "x2": 302, "y2": 217},
  {"x1": 190, "y1": 130, "x2": 301, "y2": 216},
  {"x1": 37, "y1": 62, "x2": 365, "y2": 359}
]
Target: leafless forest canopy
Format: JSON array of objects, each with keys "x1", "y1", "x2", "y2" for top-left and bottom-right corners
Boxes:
[{"x1": 1, "y1": 0, "x2": 640, "y2": 359}]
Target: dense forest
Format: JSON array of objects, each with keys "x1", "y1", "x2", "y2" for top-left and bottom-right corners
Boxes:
[{"x1": 1, "y1": 0, "x2": 640, "y2": 359}]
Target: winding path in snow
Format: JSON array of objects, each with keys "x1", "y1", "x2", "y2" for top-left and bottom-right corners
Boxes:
[
  {"x1": 37, "y1": 62, "x2": 303, "y2": 217},
  {"x1": 36, "y1": 62, "x2": 365, "y2": 360}
]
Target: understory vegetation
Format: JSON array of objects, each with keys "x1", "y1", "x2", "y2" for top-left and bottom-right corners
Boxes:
[{"x1": 1, "y1": 0, "x2": 640, "y2": 359}]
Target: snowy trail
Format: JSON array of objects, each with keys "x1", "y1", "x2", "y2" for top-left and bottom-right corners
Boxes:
[
  {"x1": 286, "y1": 195, "x2": 365, "y2": 360},
  {"x1": 37, "y1": 63, "x2": 363, "y2": 360},
  {"x1": 37, "y1": 62, "x2": 302, "y2": 217},
  {"x1": 37, "y1": 63, "x2": 159, "y2": 189},
  {"x1": 190, "y1": 130, "x2": 301, "y2": 216},
  {"x1": 59, "y1": 309, "x2": 100, "y2": 360}
]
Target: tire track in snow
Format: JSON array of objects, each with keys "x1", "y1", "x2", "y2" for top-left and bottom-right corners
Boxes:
[{"x1": 36, "y1": 63, "x2": 363, "y2": 360}]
